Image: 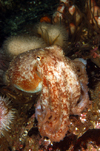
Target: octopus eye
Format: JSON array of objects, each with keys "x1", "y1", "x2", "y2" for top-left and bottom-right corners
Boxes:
[{"x1": 37, "y1": 56, "x2": 41, "y2": 61}]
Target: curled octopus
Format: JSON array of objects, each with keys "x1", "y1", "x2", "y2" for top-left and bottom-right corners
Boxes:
[{"x1": 5, "y1": 45, "x2": 89, "y2": 142}]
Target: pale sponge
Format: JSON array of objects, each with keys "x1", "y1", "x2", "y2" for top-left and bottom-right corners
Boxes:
[
  {"x1": 37, "y1": 22, "x2": 68, "y2": 48},
  {"x1": 3, "y1": 35, "x2": 47, "y2": 57}
]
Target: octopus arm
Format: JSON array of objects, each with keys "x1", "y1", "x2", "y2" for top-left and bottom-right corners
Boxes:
[
  {"x1": 73, "y1": 59, "x2": 88, "y2": 84},
  {"x1": 71, "y1": 59, "x2": 89, "y2": 115},
  {"x1": 71, "y1": 82, "x2": 89, "y2": 115},
  {"x1": 36, "y1": 61, "x2": 70, "y2": 142}
]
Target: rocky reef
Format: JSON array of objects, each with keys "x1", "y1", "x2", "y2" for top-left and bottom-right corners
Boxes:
[{"x1": 0, "y1": 0, "x2": 100, "y2": 151}]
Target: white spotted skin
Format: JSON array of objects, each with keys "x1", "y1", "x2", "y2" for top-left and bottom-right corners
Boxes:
[
  {"x1": 6, "y1": 45, "x2": 81, "y2": 142},
  {"x1": 34, "y1": 45, "x2": 81, "y2": 142}
]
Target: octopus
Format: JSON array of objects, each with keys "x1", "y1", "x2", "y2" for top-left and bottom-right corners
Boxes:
[{"x1": 5, "y1": 45, "x2": 89, "y2": 142}]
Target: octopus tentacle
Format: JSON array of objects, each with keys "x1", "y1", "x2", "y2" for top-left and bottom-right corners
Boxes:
[
  {"x1": 71, "y1": 82, "x2": 89, "y2": 115},
  {"x1": 71, "y1": 59, "x2": 89, "y2": 115},
  {"x1": 37, "y1": 58, "x2": 71, "y2": 142},
  {"x1": 73, "y1": 60, "x2": 88, "y2": 84}
]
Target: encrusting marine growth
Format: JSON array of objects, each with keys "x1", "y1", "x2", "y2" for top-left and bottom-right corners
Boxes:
[
  {"x1": 2, "y1": 22, "x2": 68, "y2": 59},
  {"x1": 3, "y1": 35, "x2": 47, "y2": 58},
  {"x1": 0, "y1": 96, "x2": 16, "y2": 137}
]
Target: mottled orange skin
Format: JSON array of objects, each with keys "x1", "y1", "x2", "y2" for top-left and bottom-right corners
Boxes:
[
  {"x1": 6, "y1": 50, "x2": 42, "y2": 92},
  {"x1": 5, "y1": 45, "x2": 89, "y2": 142}
]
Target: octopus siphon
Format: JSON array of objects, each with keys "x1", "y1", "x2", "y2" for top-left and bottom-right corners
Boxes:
[{"x1": 5, "y1": 45, "x2": 89, "y2": 142}]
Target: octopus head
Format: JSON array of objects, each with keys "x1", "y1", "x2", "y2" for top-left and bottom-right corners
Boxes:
[
  {"x1": 4, "y1": 45, "x2": 64, "y2": 93},
  {"x1": 4, "y1": 49, "x2": 43, "y2": 93}
]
